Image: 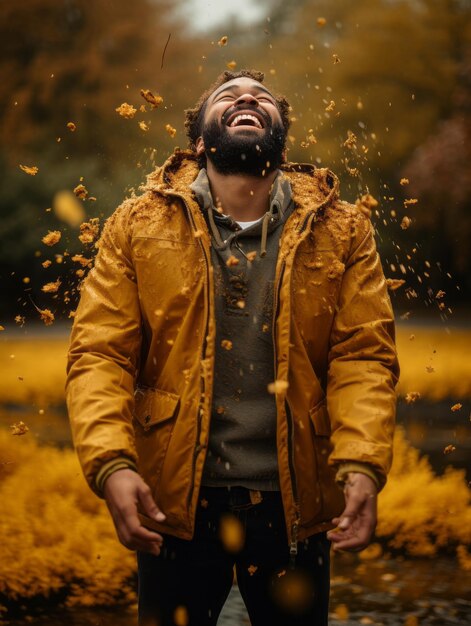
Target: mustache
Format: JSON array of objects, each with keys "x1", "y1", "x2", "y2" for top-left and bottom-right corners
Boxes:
[{"x1": 221, "y1": 104, "x2": 271, "y2": 127}]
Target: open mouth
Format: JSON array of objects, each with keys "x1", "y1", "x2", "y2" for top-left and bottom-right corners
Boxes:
[{"x1": 226, "y1": 111, "x2": 265, "y2": 129}]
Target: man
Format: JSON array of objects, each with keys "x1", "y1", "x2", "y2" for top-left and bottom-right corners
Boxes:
[{"x1": 66, "y1": 69, "x2": 399, "y2": 626}]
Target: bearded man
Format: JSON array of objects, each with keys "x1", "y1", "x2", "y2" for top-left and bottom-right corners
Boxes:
[{"x1": 66, "y1": 69, "x2": 399, "y2": 626}]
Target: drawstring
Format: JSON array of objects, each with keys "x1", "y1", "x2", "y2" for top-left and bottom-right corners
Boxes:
[
  {"x1": 207, "y1": 204, "x2": 226, "y2": 249},
  {"x1": 260, "y1": 212, "x2": 270, "y2": 257}
]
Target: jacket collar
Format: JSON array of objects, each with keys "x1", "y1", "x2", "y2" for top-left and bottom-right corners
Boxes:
[{"x1": 144, "y1": 149, "x2": 340, "y2": 219}]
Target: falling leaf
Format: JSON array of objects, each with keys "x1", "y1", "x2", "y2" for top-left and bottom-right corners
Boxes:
[
  {"x1": 218, "y1": 35, "x2": 228, "y2": 46},
  {"x1": 334, "y1": 604, "x2": 349, "y2": 620},
  {"x1": 404, "y1": 198, "x2": 418, "y2": 208},
  {"x1": 140, "y1": 89, "x2": 163, "y2": 109},
  {"x1": 42, "y1": 230, "x2": 62, "y2": 246},
  {"x1": 14, "y1": 315, "x2": 25, "y2": 326},
  {"x1": 451, "y1": 403, "x2": 462, "y2": 412},
  {"x1": 247, "y1": 565, "x2": 258, "y2": 576},
  {"x1": 343, "y1": 130, "x2": 357, "y2": 149},
  {"x1": 41, "y1": 260, "x2": 52, "y2": 268},
  {"x1": 246, "y1": 251, "x2": 257, "y2": 262},
  {"x1": 19, "y1": 164, "x2": 38, "y2": 176},
  {"x1": 79, "y1": 218, "x2": 100, "y2": 244},
  {"x1": 333, "y1": 53, "x2": 341, "y2": 64},
  {"x1": 444, "y1": 444, "x2": 456, "y2": 455},
  {"x1": 165, "y1": 124, "x2": 177, "y2": 138},
  {"x1": 425, "y1": 365, "x2": 435, "y2": 373},
  {"x1": 386, "y1": 278, "x2": 406, "y2": 291},
  {"x1": 317, "y1": 17, "x2": 327, "y2": 26},
  {"x1": 54, "y1": 190, "x2": 86, "y2": 227},
  {"x1": 355, "y1": 193, "x2": 378, "y2": 218},
  {"x1": 173, "y1": 606, "x2": 189, "y2": 626},
  {"x1": 67, "y1": 122, "x2": 76, "y2": 132},
  {"x1": 139, "y1": 121, "x2": 149, "y2": 132},
  {"x1": 267, "y1": 380, "x2": 289, "y2": 394},
  {"x1": 226, "y1": 60, "x2": 237, "y2": 70},
  {"x1": 219, "y1": 514, "x2": 245, "y2": 553},
  {"x1": 221, "y1": 339, "x2": 233, "y2": 351},
  {"x1": 325, "y1": 100, "x2": 336, "y2": 112},
  {"x1": 71, "y1": 254, "x2": 92, "y2": 267},
  {"x1": 73, "y1": 183, "x2": 88, "y2": 200},
  {"x1": 115, "y1": 102, "x2": 137, "y2": 119},
  {"x1": 0, "y1": 325, "x2": 4, "y2": 331},
  {"x1": 401, "y1": 216, "x2": 411, "y2": 230},
  {"x1": 405, "y1": 391, "x2": 421, "y2": 404},
  {"x1": 38, "y1": 308, "x2": 55, "y2": 326},
  {"x1": 400, "y1": 178, "x2": 409, "y2": 185},
  {"x1": 41, "y1": 279, "x2": 61, "y2": 294},
  {"x1": 10, "y1": 421, "x2": 29, "y2": 436},
  {"x1": 435, "y1": 290, "x2": 446, "y2": 299},
  {"x1": 200, "y1": 498, "x2": 209, "y2": 509}
]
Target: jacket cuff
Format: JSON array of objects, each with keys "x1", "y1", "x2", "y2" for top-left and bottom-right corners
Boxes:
[
  {"x1": 95, "y1": 456, "x2": 138, "y2": 497},
  {"x1": 335, "y1": 462, "x2": 382, "y2": 492}
]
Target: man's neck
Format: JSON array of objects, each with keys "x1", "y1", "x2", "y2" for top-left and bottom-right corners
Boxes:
[{"x1": 205, "y1": 162, "x2": 278, "y2": 222}]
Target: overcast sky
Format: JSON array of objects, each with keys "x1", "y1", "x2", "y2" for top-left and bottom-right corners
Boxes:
[{"x1": 180, "y1": 0, "x2": 267, "y2": 31}]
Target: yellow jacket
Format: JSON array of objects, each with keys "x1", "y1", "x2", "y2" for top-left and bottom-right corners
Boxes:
[{"x1": 66, "y1": 151, "x2": 399, "y2": 549}]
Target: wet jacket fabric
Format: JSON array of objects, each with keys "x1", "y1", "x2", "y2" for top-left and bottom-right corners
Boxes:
[
  {"x1": 66, "y1": 150, "x2": 399, "y2": 547},
  {"x1": 190, "y1": 168, "x2": 294, "y2": 491}
]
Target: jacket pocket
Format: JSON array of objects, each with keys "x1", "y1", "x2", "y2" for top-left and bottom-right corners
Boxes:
[
  {"x1": 134, "y1": 387, "x2": 180, "y2": 430},
  {"x1": 133, "y1": 387, "x2": 180, "y2": 494}
]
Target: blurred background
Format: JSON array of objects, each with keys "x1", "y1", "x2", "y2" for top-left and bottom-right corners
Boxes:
[{"x1": 0, "y1": 1, "x2": 470, "y2": 624}]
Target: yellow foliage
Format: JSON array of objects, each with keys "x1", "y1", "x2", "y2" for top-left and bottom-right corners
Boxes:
[
  {"x1": 1, "y1": 325, "x2": 470, "y2": 406},
  {"x1": 0, "y1": 337, "x2": 68, "y2": 405},
  {"x1": 396, "y1": 325, "x2": 471, "y2": 400},
  {"x1": 377, "y1": 428, "x2": 471, "y2": 556},
  {"x1": 0, "y1": 430, "x2": 136, "y2": 610}
]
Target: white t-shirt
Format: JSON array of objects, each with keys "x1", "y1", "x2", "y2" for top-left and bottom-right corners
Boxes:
[{"x1": 235, "y1": 218, "x2": 263, "y2": 230}]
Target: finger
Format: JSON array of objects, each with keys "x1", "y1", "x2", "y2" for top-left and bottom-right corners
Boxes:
[
  {"x1": 138, "y1": 483, "x2": 166, "y2": 522},
  {"x1": 338, "y1": 493, "x2": 365, "y2": 529},
  {"x1": 117, "y1": 504, "x2": 165, "y2": 543}
]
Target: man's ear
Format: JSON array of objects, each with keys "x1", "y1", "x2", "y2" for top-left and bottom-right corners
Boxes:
[
  {"x1": 196, "y1": 136, "x2": 205, "y2": 156},
  {"x1": 281, "y1": 148, "x2": 288, "y2": 163}
]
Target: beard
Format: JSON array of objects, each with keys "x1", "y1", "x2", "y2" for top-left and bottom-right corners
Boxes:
[{"x1": 201, "y1": 116, "x2": 286, "y2": 177}]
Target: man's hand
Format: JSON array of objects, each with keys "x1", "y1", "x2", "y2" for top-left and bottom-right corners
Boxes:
[
  {"x1": 103, "y1": 469, "x2": 166, "y2": 556},
  {"x1": 327, "y1": 472, "x2": 377, "y2": 552}
]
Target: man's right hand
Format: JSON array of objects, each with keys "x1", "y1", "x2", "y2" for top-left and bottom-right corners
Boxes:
[{"x1": 103, "y1": 469, "x2": 166, "y2": 556}]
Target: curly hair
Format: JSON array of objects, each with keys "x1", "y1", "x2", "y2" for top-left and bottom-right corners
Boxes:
[{"x1": 184, "y1": 69, "x2": 291, "y2": 162}]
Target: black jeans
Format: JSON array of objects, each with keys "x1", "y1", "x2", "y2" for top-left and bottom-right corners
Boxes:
[{"x1": 137, "y1": 486, "x2": 331, "y2": 626}]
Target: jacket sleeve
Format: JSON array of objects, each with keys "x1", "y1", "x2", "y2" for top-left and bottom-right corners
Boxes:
[
  {"x1": 66, "y1": 201, "x2": 141, "y2": 496},
  {"x1": 326, "y1": 210, "x2": 399, "y2": 491}
]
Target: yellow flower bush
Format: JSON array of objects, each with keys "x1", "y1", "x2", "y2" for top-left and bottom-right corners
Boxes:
[
  {"x1": 0, "y1": 430, "x2": 136, "y2": 612},
  {"x1": 378, "y1": 427, "x2": 471, "y2": 557},
  {"x1": 1, "y1": 425, "x2": 470, "y2": 611}
]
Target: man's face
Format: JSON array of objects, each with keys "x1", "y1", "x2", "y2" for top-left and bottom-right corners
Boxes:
[{"x1": 196, "y1": 77, "x2": 286, "y2": 176}]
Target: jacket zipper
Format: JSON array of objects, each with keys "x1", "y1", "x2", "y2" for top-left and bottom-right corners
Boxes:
[
  {"x1": 170, "y1": 194, "x2": 212, "y2": 515},
  {"x1": 272, "y1": 209, "x2": 316, "y2": 566}
]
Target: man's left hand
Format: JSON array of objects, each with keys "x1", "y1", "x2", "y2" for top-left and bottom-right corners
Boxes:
[{"x1": 326, "y1": 472, "x2": 378, "y2": 552}]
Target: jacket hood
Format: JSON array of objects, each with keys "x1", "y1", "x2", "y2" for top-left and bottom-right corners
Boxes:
[{"x1": 144, "y1": 149, "x2": 340, "y2": 218}]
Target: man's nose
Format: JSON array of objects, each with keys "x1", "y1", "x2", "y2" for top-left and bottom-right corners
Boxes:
[{"x1": 234, "y1": 93, "x2": 259, "y2": 106}]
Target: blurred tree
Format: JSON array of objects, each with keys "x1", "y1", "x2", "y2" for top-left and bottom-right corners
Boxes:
[{"x1": 0, "y1": 0, "x2": 208, "y2": 318}]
